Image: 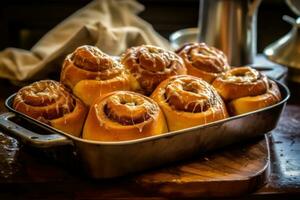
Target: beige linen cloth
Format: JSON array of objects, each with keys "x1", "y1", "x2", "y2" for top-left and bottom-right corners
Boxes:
[{"x1": 0, "y1": 0, "x2": 170, "y2": 82}]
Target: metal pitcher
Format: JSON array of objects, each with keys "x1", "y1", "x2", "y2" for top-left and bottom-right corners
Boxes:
[{"x1": 198, "y1": 0, "x2": 262, "y2": 66}]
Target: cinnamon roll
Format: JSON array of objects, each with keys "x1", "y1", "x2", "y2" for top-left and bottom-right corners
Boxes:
[
  {"x1": 83, "y1": 91, "x2": 168, "y2": 141},
  {"x1": 121, "y1": 45, "x2": 187, "y2": 95},
  {"x1": 151, "y1": 75, "x2": 228, "y2": 131},
  {"x1": 176, "y1": 43, "x2": 230, "y2": 83},
  {"x1": 212, "y1": 66, "x2": 282, "y2": 115},
  {"x1": 60, "y1": 45, "x2": 131, "y2": 106},
  {"x1": 13, "y1": 80, "x2": 88, "y2": 137}
]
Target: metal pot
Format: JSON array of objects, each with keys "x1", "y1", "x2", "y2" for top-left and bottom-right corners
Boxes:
[
  {"x1": 264, "y1": 16, "x2": 300, "y2": 82},
  {"x1": 198, "y1": 0, "x2": 262, "y2": 66}
]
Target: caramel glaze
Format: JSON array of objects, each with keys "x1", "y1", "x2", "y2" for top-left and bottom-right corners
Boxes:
[
  {"x1": 121, "y1": 45, "x2": 187, "y2": 95},
  {"x1": 61, "y1": 45, "x2": 125, "y2": 89},
  {"x1": 12, "y1": 80, "x2": 88, "y2": 137},
  {"x1": 151, "y1": 75, "x2": 228, "y2": 131},
  {"x1": 13, "y1": 80, "x2": 75, "y2": 124},
  {"x1": 103, "y1": 93, "x2": 155, "y2": 126},
  {"x1": 212, "y1": 66, "x2": 271, "y2": 101},
  {"x1": 212, "y1": 66, "x2": 282, "y2": 116},
  {"x1": 177, "y1": 43, "x2": 230, "y2": 83},
  {"x1": 83, "y1": 91, "x2": 168, "y2": 141},
  {"x1": 162, "y1": 76, "x2": 225, "y2": 114},
  {"x1": 60, "y1": 45, "x2": 132, "y2": 106}
]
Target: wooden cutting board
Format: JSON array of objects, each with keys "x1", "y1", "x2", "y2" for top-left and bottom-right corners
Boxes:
[{"x1": 136, "y1": 135, "x2": 270, "y2": 198}]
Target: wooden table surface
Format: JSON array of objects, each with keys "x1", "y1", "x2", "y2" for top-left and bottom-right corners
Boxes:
[{"x1": 0, "y1": 79, "x2": 300, "y2": 200}]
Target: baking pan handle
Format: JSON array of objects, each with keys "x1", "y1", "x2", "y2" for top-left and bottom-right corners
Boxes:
[{"x1": 0, "y1": 112, "x2": 73, "y2": 148}]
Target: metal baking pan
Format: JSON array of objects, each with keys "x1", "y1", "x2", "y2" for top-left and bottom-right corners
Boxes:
[{"x1": 0, "y1": 80, "x2": 290, "y2": 178}]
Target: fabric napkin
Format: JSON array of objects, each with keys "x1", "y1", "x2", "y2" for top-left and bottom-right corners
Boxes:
[{"x1": 0, "y1": 0, "x2": 171, "y2": 82}]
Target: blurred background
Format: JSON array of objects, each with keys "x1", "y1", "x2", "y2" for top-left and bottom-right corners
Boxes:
[{"x1": 0, "y1": 0, "x2": 297, "y2": 52}]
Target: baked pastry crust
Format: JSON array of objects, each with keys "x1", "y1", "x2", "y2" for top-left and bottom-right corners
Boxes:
[
  {"x1": 60, "y1": 45, "x2": 131, "y2": 106},
  {"x1": 121, "y1": 45, "x2": 187, "y2": 95},
  {"x1": 13, "y1": 80, "x2": 88, "y2": 137},
  {"x1": 177, "y1": 43, "x2": 230, "y2": 83},
  {"x1": 212, "y1": 66, "x2": 282, "y2": 115},
  {"x1": 151, "y1": 75, "x2": 228, "y2": 131},
  {"x1": 83, "y1": 91, "x2": 168, "y2": 141}
]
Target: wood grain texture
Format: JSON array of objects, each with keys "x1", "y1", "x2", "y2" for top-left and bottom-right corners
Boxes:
[{"x1": 136, "y1": 136, "x2": 270, "y2": 198}]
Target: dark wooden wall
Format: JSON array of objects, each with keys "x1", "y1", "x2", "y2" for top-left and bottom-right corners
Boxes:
[{"x1": 0, "y1": 0, "x2": 297, "y2": 52}]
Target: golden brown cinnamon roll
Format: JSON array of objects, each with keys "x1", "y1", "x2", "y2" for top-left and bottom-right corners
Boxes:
[
  {"x1": 151, "y1": 75, "x2": 228, "y2": 131},
  {"x1": 13, "y1": 80, "x2": 87, "y2": 137},
  {"x1": 176, "y1": 43, "x2": 230, "y2": 83},
  {"x1": 83, "y1": 91, "x2": 168, "y2": 141},
  {"x1": 212, "y1": 66, "x2": 282, "y2": 115},
  {"x1": 60, "y1": 45, "x2": 131, "y2": 106},
  {"x1": 121, "y1": 45, "x2": 187, "y2": 95}
]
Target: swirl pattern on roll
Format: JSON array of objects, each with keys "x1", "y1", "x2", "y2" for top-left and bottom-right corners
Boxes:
[
  {"x1": 13, "y1": 80, "x2": 87, "y2": 137},
  {"x1": 151, "y1": 75, "x2": 228, "y2": 131},
  {"x1": 60, "y1": 45, "x2": 131, "y2": 105},
  {"x1": 83, "y1": 91, "x2": 168, "y2": 141},
  {"x1": 177, "y1": 43, "x2": 230, "y2": 83},
  {"x1": 212, "y1": 66, "x2": 282, "y2": 115},
  {"x1": 212, "y1": 66, "x2": 270, "y2": 101},
  {"x1": 121, "y1": 45, "x2": 187, "y2": 95}
]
